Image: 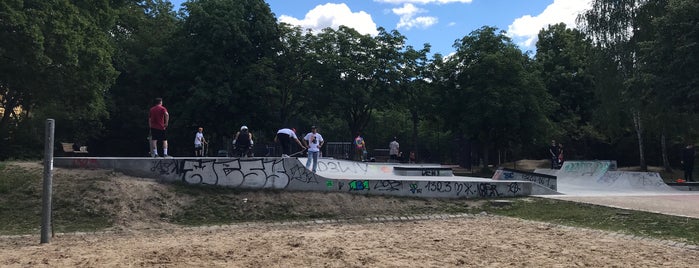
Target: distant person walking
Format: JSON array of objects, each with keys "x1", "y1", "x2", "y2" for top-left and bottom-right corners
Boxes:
[
  {"x1": 194, "y1": 127, "x2": 207, "y2": 157},
  {"x1": 275, "y1": 128, "x2": 305, "y2": 157},
  {"x1": 549, "y1": 140, "x2": 560, "y2": 169},
  {"x1": 681, "y1": 143, "x2": 695, "y2": 182},
  {"x1": 303, "y1": 126, "x2": 324, "y2": 172},
  {"x1": 149, "y1": 97, "x2": 170, "y2": 157},
  {"x1": 354, "y1": 133, "x2": 366, "y2": 161},
  {"x1": 389, "y1": 137, "x2": 400, "y2": 162}
]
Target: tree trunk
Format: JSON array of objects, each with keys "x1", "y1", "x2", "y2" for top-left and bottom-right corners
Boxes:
[
  {"x1": 482, "y1": 142, "x2": 489, "y2": 170},
  {"x1": 661, "y1": 129, "x2": 672, "y2": 172},
  {"x1": 632, "y1": 109, "x2": 647, "y2": 171},
  {"x1": 411, "y1": 109, "x2": 418, "y2": 155}
]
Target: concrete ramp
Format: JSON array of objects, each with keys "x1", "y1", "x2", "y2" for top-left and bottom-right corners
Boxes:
[
  {"x1": 537, "y1": 161, "x2": 681, "y2": 196},
  {"x1": 556, "y1": 171, "x2": 679, "y2": 196},
  {"x1": 54, "y1": 157, "x2": 547, "y2": 199},
  {"x1": 492, "y1": 168, "x2": 559, "y2": 195}
]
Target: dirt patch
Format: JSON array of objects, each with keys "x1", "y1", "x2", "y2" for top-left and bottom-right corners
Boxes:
[{"x1": 1, "y1": 216, "x2": 697, "y2": 267}]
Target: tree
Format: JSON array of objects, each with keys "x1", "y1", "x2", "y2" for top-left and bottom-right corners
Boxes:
[
  {"x1": 272, "y1": 23, "x2": 316, "y2": 126},
  {"x1": 642, "y1": 0, "x2": 699, "y2": 170},
  {"x1": 535, "y1": 23, "x2": 602, "y2": 158},
  {"x1": 164, "y1": 0, "x2": 280, "y2": 151},
  {"x1": 443, "y1": 26, "x2": 554, "y2": 168},
  {"x1": 395, "y1": 44, "x2": 431, "y2": 158},
  {"x1": 311, "y1": 26, "x2": 399, "y2": 139},
  {"x1": 0, "y1": 0, "x2": 120, "y2": 158},
  {"x1": 103, "y1": 0, "x2": 179, "y2": 156},
  {"x1": 578, "y1": 0, "x2": 669, "y2": 170}
]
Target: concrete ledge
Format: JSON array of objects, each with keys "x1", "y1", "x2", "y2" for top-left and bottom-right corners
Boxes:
[
  {"x1": 667, "y1": 182, "x2": 699, "y2": 191},
  {"x1": 393, "y1": 166, "x2": 453, "y2": 176}
]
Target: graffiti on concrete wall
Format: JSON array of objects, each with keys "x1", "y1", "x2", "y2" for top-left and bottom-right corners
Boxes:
[
  {"x1": 562, "y1": 161, "x2": 616, "y2": 176},
  {"x1": 327, "y1": 179, "x2": 517, "y2": 198},
  {"x1": 315, "y1": 160, "x2": 391, "y2": 175},
  {"x1": 493, "y1": 169, "x2": 557, "y2": 191},
  {"x1": 147, "y1": 158, "x2": 318, "y2": 189},
  {"x1": 601, "y1": 171, "x2": 668, "y2": 188},
  {"x1": 72, "y1": 158, "x2": 99, "y2": 169}
]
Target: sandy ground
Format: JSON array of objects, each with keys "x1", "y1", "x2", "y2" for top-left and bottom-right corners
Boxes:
[
  {"x1": 3, "y1": 161, "x2": 699, "y2": 267},
  {"x1": 2, "y1": 216, "x2": 698, "y2": 267}
]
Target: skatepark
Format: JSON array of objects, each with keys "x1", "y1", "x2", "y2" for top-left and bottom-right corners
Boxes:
[{"x1": 53, "y1": 157, "x2": 699, "y2": 218}]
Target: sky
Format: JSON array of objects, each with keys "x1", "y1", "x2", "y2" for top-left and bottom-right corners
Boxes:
[{"x1": 169, "y1": 0, "x2": 593, "y2": 56}]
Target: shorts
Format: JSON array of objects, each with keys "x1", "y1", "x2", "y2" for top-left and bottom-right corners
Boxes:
[
  {"x1": 194, "y1": 144, "x2": 203, "y2": 149},
  {"x1": 150, "y1": 128, "x2": 167, "y2": 141}
]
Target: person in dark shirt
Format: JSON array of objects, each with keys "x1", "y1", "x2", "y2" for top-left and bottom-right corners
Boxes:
[
  {"x1": 681, "y1": 143, "x2": 696, "y2": 182},
  {"x1": 548, "y1": 140, "x2": 560, "y2": 169}
]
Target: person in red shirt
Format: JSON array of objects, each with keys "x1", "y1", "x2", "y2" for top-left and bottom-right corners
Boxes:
[{"x1": 149, "y1": 98, "x2": 170, "y2": 157}]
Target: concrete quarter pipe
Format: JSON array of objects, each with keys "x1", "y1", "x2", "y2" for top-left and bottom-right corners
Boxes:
[{"x1": 534, "y1": 161, "x2": 699, "y2": 218}]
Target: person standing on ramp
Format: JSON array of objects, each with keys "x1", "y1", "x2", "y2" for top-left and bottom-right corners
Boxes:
[
  {"x1": 149, "y1": 97, "x2": 170, "y2": 157},
  {"x1": 194, "y1": 127, "x2": 207, "y2": 157},
  {"x1": 303, "y1": 126, "x2": 324, "y2": 172},
  {"x1": 682, "y1": 142, "x2": 696, "y2": 182}
]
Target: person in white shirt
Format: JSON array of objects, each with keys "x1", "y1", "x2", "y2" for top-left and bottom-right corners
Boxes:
[
  {"x1": 193, "y1": 127, "x2": 207, "y2": 157},
  {"x1": 275, "y1": 128, "x2": 306, "y2": 157},
  {"x1": 389, "y1": 137, "x2": 400, "y2": 162},
  {"x1": 303, "y1": 126, "x2": 324, "y2": 172}
]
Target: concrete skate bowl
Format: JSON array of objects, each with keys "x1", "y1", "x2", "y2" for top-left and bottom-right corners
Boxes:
[{"x1": 53, "y1": 157, "x2": 555, "y2": 199}]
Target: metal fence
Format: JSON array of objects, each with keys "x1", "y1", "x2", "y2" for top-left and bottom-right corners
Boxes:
[{"x1": 324, "y1": 142, "x2": 352, "y2": 159}]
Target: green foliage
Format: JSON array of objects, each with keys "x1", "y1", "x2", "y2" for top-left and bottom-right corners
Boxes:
[
  {"x1": 644, "y1": 0, "x2": 699, "y2": 140},
  {"x1": 443, "y1": 26, "x2": 555, "y2": 164},
  {"x1": 535, "y1": 23, "x2": 606, "y2": 158},
  {"x1": 1, "y1": 0, "x2": 696, "y2": 165},
  {"x1": 162, "y1": 0, "x2": 281, "y2": 153},
  {"x1": 104, "y1": 0, "x2": 179, "y2": 156},
  {"x1": 0, "y1": 0, "x2": 120, "y2": 158},
  {"x1": 311, "y1": 27, "x2": 403, "y2": 136}
]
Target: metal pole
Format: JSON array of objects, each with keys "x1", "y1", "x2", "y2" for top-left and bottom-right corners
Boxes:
[{"x1": 41, "y1": 119, "x2": 55, "y2": 244}]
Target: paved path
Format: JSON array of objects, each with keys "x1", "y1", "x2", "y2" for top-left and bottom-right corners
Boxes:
[{"x1": 544, "y1": 194, "x2": 699, "y2": 218}]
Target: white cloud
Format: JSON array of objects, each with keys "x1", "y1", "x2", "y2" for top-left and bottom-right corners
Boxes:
[
  {"x1": 392, "y1": 3, "x2": 422, "y2": 17},
  {"x1": 398, "y1": 16, "x2": 438, "y2": 29},
  {"x1": 278, "y1": 3, "x2": 378, "y2": 36},
  {"x1": 507, "y1": 0, "x2": 592, "y2": 48},
  {"x1": 392, "y1": 3, "x2": 438, "y2": 30},
  {"x1": 375, "y1": 0, "x2": 472, "y2": 4}
]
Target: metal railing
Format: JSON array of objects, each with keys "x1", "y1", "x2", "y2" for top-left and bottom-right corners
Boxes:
[{"x1": 324, "y1": 142, "x2": 352, "y2": 159}]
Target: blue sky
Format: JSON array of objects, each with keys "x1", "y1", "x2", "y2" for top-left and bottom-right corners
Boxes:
[{"x1": 169, "y1": 0, "x2": 592, "y2": 55}]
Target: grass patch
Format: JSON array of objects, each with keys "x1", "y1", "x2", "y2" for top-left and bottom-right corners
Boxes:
[
  {"x1": 0, "y1": 163, "x2": 112, "y2": 235},
  {"x1": 170, "y1": 186, "x2": 353, "y2": 225},
  {"x1": 0, "y1": 163, "x2": 44, "y2": 234},
  {"x1": 482, "y1": 197, "x2": 699, "y2": 244}
]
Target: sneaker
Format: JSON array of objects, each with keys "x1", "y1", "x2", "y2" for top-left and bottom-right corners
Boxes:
[
  {"x1": 281, "y1": 154, "x2": 289, "y2": 158},
  {"x1": 151, "y1": 153, "x2": 159, "y2": 158}
]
